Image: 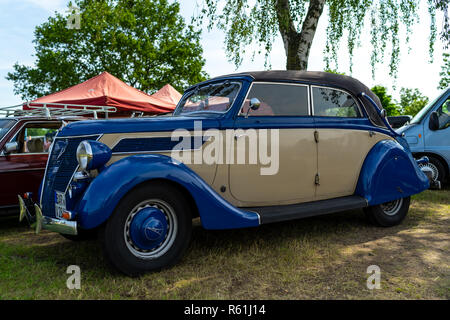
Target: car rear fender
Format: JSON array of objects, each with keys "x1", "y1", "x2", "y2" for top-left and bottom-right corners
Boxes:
[{"x1": 355, "y1": 139, "x2": 429, "y2": 206}]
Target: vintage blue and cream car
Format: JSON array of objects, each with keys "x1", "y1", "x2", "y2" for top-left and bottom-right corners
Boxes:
[{"x1": 20, "y1": 71, "x2": 431, "y2": 275}]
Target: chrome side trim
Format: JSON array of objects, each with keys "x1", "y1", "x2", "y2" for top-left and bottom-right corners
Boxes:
[
  {"x1": 109, "y1": 135, "x2": 211, "y2": 156},
  {"x1": 55, "y1": 134, "x2": 103, "y2": 139},
  {"x1": 0, "y1": 168, "x2": 46, "y2": 173},
  {"x1": 109, "y1": 133, "x2": 210, "y2": 151},
  {"x1": 112, "y1": 150, "x2": 176, "y2": 155},
  {"x1": 1, "y1": 153, "x2": 49, "y2": 156},
  {"x1": 254, "y1": 211, "x2": 261, "y2": 225},
  {"x1": 111, "y1": 148, "x2": 203, "y2": 156}
]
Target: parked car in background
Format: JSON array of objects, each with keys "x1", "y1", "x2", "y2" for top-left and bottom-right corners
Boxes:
[
  {"x1": 20, "y1": 71, "x2": 431, "y2": 275},
  {"x1": 0, "y1": 104, "x2": 116, "y2": 215},
  {"x1": 388, "y1": 115, "x2": 412, "y2": 129},
  {"x1": 0, "y1": 117, "x2": 63, "y2": 214},
  {"x1": 396, "y1": 87, "x2": 450, "y2": 184}
]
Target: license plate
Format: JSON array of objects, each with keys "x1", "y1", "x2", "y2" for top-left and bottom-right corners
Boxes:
[{"x1": 55, "y1": 191, "x2": 66, "y2": 218}]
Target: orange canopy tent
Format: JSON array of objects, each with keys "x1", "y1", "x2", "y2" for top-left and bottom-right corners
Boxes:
[
  {"x1": 25, "y1": 72, "x2": 178, "y2": 117},
  {"x1": 149, "y1": 84, "x2": 182, "y2": 107}
]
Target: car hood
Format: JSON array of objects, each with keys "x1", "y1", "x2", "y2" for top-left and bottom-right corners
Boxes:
[
  {"x1": 395, "y1": 123, "x2": 417, "y2": 135},
  {"x1": 57, "y1": 116, "x2": 221, "y2": 137}
]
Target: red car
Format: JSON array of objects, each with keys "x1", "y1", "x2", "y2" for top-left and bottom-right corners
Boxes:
[
  {"x1": 0, "y1": 117, "x2": 65, "y2": 214},
  {"x1": 0, "y1": 103, "x2": 117, "y2": 215}
]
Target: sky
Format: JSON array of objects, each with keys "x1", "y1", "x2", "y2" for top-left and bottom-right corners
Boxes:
[{"x1": 0, "y1": 0, "x2": 448, "y2": 107}]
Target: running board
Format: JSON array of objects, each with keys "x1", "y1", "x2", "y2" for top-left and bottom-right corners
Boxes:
[{"x1": 245, "y1": 196, "x2": 368, "y2": 225}]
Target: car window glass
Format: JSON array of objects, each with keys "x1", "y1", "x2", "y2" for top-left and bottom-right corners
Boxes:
[
  {"x1": 10, "y1": 124, "x2": 59, "y2": 154},
  {"x1": 176, "y1": 82, "x2": 241, "y2": 115},
  {"x1": 313, "y1": 87, "x2": 361, "y2": 117},
  {"x1": 241, "y1": 83, "x2": 309, "y2": 116},
  {"x1": 437, "y1": 98, "x2": 450, "y2": 129},
  {"x1": 0, "y1": 120, "x2": 15, "y2": 140}
]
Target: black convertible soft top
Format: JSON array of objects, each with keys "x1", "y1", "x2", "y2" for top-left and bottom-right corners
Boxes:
[{"x1": 215, "y1": 70, "x2": 386, "y2": 127}]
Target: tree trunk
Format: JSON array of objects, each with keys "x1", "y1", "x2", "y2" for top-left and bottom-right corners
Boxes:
[{"x1": 275, "y1": 0, "x2": 325, "y2": 70}]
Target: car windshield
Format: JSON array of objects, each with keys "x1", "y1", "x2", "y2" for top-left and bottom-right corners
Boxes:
[
  {"x1": 410, "y1": 90, "x2": 446, "y2": 125},
  {"x1": 174, "y1": 81, "x2": 241, "y2": 116},
  {"x1": 0, "y1": 120, "x2": 16, "y2": 140}
]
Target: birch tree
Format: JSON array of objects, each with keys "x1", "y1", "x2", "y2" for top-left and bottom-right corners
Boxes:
[{"x1": 196, "y1": 0, "x2": 449, "y2": 77}]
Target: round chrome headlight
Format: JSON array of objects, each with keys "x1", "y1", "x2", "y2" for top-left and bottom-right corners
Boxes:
[
  {"x1": 76, "y1": 140, "x2": 112, "y2": 171},
  {"x1": 76, "y1": 141, "x2": 93, "y2": 171}
]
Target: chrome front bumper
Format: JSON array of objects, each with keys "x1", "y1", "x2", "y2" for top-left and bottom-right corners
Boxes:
[{"x1": 18, "y1": 196, "x2": 78, "y2": 235}]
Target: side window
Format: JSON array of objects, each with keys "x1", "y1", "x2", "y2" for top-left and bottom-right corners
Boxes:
[
  {"x1": 241, "y1": 83, "x2": 309, "y2": 116},
  {"x1": 437, "y1": 98, "x2": 450, "y2": 130},
  {"x1": 10, "y1": 123, "x2": 60, "y2": 154},
  {"x1": 312, "y1": 87, "x2": 361, "y2": 118}
]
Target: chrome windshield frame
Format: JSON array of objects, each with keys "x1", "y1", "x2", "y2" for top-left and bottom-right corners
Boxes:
[{"x1": 173, "y1": 80, "x2": 243, "y2": 116}]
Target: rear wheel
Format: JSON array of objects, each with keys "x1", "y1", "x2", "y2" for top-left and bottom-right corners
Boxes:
[
  {"x1": 364, "y1": 196, "x2": 410, "y2": 227},
  {"x1": 102, "y1": 182, "x2": 192, "y2": 276}
]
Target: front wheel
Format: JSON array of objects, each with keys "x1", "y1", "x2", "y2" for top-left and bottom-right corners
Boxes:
[
  {"x1": 364, "y1": 196, "x2": 410, "y2": 227},
  {"x1": 102, "y1": 182, "x2": 192, "y2": 276}
]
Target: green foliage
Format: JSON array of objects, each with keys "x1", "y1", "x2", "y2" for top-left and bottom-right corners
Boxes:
[
  {"x1": 7, "y1": 0, "x2": 207, "y2": 100},
  {"x1": 323, "y1": 68, "x2": 346, "y2": 75},
  {"x1": 371, "y1": 85, "x2": 401, "y2": 116},
  {"x1": 371, "y1": 86, "x2": 429, "y2": 117},
  {"x1": 196, "y1": 0, "x2": 281, "y2": 68},
  {"x1": 25, "y1": 128, "x2": 57, "y2": 138},
  {"x1": 399, "y1": 88, "x2": 429, "y2": 116},
  {"x1": 26, "y1": 128, "x2": 49, "y2": 137},
  {"x1": 196, "y1": 1, "x2": 448, "y2": 78},
  {"x1": 438, "y1": 53, "x2": 450, "y2": 90}
]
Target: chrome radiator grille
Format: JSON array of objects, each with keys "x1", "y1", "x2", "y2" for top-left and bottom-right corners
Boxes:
[{"x1": 40, "y1": 135, "x2": 100, "y2": 217}]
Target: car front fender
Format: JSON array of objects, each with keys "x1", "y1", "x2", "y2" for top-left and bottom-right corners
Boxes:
[
  {"x1": 75, "y1": 154, "x2": 260, "y2": 230},
  {"x1": 355, "y1": 139, "x2": 430, "y2": 206}
]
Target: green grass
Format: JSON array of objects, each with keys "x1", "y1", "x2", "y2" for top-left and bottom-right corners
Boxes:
[{"x1": 0, "y1": 188, "x2": 448, "y2": 300}]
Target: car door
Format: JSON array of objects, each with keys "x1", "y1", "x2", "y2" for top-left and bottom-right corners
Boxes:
[
  {"x1": 424, "y1": 95, "x2": 450, "y2": 166},
  {"x1": 312, "y1": 86, "x2": 393, "y2": 200},
  {"x1": 228, "y1": 82, "x2": 317, "y2": 206},
  {"x1": 0, "y1": 121, "x2": 61, "y2": 206}
]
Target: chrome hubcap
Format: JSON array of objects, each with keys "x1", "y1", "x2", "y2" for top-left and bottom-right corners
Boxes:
[
  {"x1": 124, "y1": 199, "x2": 178, "y2": 259},
  {"x1": 418, "y1": 163, "x2": 439, "y2": 181},
  {"x1": 380, "y1": 198, "x2": 403, "y2": 216}
]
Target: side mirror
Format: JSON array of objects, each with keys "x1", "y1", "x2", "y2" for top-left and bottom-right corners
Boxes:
[
  {"x1": 429, "y1": 111, "x2": 439, "y2": 131},
  {"x1": 3, "y1": 142, "x2": 18, "y2": 154},
  {"x1": 379, "y1": 109, "x2": 387, "y2": 118},
  {"x1": 249, "y1": 98, "x2": 261, "y2": 110},
  {"x1": 245, "y1": 98, "x2": 261, "y2": 118}
]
